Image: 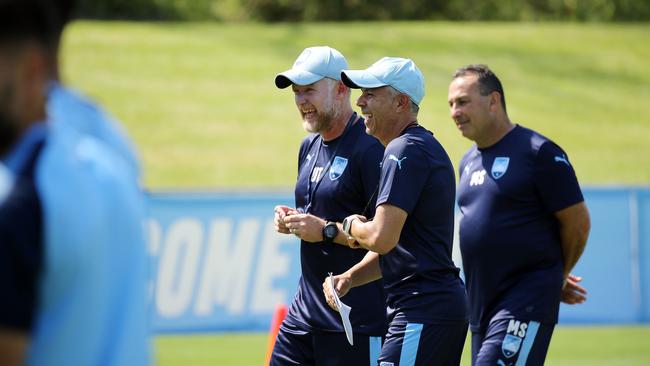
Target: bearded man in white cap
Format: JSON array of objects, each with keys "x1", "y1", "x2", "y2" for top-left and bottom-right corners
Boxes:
[
  {"x1": 324, "y1": 57, "x2": 469, "y2": 366},
  {"x1": 270, "y1": 46, "x2": 387, "y2": 366}
]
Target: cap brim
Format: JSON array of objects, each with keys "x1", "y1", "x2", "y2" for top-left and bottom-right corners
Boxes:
[
  {"x1": 341, "y1": 70, "x2": 386, "y2": 89},
  {"x1": 274, "y1": 69, "x2": 324, "y2": 89}
]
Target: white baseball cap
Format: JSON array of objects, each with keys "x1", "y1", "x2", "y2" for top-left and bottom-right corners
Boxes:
[
  {"x1": 275, "y1": 46, "x2": 348, "y2": 89},
  {"x1": 341, "y1": 57, "x2": 425, "y2": 105}
]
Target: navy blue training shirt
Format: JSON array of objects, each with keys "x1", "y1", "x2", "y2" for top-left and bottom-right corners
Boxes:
[
  {"x1": 0, "y1": 125, "x2": 45, "y2": 332},
  {"x1": 376, "y1": 124, "x2": 467, "y2": 325},
  {"x1": 457, "y1": 124, "x2": 584, "y2": 333},
  {"x1": 289, "y1": 114, "x2": 387, "y2": 335}
]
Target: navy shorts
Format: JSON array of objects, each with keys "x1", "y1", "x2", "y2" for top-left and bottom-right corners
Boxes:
[
  {"x1": 471, "y1": 317, "x2": 555, "y2": 366},
  {"x1": 378, "y1": 321, "x2": 468, "y2": 366},
  {"x1": 269, "y1": 320, "x2": 383, "y2": 366}
]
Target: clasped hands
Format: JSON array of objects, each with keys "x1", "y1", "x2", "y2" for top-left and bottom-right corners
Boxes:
[
  {"x1": 274, "y1": 206, "x2": 367, "y2": 249},
  {"x1": 274, "y1": 205, "x2": 325, "y2": 242}
]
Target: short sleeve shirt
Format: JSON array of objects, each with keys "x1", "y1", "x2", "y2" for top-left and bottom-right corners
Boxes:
[
  {"x1": 288, "y1": 115, "x2": 387, "y2": 335},
  {"x1": 0, "y1": 122, "x2": 151, "y2": 365},
  {"x1": 376, "y1": 125, "x2": 467, "y2": 325},
  {"x1": 457, "y1": 125, "x2": 584, "y2": 332}
]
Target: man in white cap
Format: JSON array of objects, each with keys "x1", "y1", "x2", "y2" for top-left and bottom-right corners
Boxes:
[
  {"x1": 324, "y1": 57, "x2": 469, "y2": 365},
  {"x1": 270, "y1": 46, "x2": 386, "y2": 365}
]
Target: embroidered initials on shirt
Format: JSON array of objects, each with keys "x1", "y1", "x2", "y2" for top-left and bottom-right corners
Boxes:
[
  {"x1": 311, "y1": 167, "x2": 324, "y2": 182},
  {"x1": 469, "y1": 170, "x2": 486, "y2": 186}
]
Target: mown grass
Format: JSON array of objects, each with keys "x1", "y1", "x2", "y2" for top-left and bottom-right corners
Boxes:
[
  {"x1": 61, "y1": 21, "x2": 650, "y2": 189},
  {"x1": 59, "y1": 21, "x2": 650, "y2": 365},
  {"x1": 155, "y1": 326, "x2": 650, "y2": 365}
]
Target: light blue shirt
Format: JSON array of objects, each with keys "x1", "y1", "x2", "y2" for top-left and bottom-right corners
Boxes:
[
  {"x1": 46, "y1": 82, "x2": 141, "y2": 179},
  {"x1": 24, "y1": 88, "x2": 151, "y2": 365}
]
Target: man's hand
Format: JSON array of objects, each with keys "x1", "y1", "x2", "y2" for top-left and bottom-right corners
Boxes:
[
  {"x1": 274, "y1": 205, "x2": 298, "y2": 234},
  {"x1": 561, "y1": 274, "x2": 587, "y2": 305},
  {"x1": 0, "y1": 330, "x2": 28, "y2": 366},
  {"x1": 283, "y1": 213, "x2": 326, "y2": 242},
  {"x1": 322, "y1": 274, "x2": 352, "y2": 312}
]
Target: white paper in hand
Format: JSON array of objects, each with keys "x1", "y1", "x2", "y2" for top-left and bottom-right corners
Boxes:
[{"x1": 328, "y1": 273, "x2": 354, "y2": 345}]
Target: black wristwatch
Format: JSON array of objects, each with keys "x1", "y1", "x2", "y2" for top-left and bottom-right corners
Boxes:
[{"x1": 322, "y1": 221, "x2": 339, "y2": 244}]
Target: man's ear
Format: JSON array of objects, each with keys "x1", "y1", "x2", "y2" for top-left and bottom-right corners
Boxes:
[
  {"x1": 396, "y1": 93, "x2": 410, "y2": 112},
  {"x1": 337, "y1": 80, "x2": 349, "y2": 97},
  {"x1": 489, "y1": 91, "x2": 502, "y2": 113}
]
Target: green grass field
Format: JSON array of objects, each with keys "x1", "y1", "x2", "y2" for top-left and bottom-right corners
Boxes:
[
  {"x1": 155, "y1": 326, "x2": 650, "y2": 365},
  {"x1": 61, "y1": 21, "x2": 650, "y2": 188},
  {"x1": 61, "y1": 21, "x2": 650, "y2": 364}
]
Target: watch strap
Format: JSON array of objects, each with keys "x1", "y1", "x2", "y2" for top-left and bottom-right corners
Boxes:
[{"x1": 342, "y1": 216, "x2": 357, "y2": 240}]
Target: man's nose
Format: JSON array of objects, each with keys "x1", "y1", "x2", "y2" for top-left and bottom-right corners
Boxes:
[
  {"x1": 295, "y1": 93, "x2": 306, "y2": 105},
  {"x1": 451, "y1": 105, "x2": 461, "y2": 118}
]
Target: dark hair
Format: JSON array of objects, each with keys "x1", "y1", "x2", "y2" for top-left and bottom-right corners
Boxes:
[
  {"x1": 453, "y1": 64, "x2": 507, "y2": 113},
  {"x1": 56, "y1": 0, "x2": 76, "y2": 25},
  {"x1": 53, "y1": 0, "x2": 76, "y2": 40},
  {"x1": 0, "y1": 0, "x2": 62, "y2": 46}
]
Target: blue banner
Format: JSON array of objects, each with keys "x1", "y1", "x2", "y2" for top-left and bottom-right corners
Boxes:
[
  {"x1": 146, "y1": 188, "x2": 650, "y2": 333},
  {"x1": 146, "y1": 192, "x2": 300, "y2": 333}
]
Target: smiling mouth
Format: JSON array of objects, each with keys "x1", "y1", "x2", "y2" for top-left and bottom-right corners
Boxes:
[{"x1": 455, "y1": 119, "x2": 469, "y2": 128}]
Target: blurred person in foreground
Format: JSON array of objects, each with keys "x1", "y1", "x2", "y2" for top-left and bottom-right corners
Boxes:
[
  {"x1": 0, "y1": 0, "x2": 150, "y2": 365},
  {"x1": 448, "y1": 64, "x2": 590, "y2": 365},
  {"x1": 270, "y1": 46, "x2": 387, "y2": 365},
  {"x1": 324, "y1": 57, "x2": 468, "y2": 366}
]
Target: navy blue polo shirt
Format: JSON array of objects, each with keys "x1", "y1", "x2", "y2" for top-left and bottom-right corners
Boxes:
[
  {"x1": 0, "y1": 125, "x2": 46, "y2": 332},
  {"x1": 376, "y1": 124, "x2": 468, "y2": 325},
  {"x1": 287, "y1": 114, "x2": 387, "y2": 335},
  {"x1": 457, "y1": 124, "x2": 584, "y2": 333}
]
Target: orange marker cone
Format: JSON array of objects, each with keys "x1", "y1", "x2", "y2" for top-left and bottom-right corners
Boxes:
[{"x1": 264, "y1": 303, "x2": 288, "y2": 366}]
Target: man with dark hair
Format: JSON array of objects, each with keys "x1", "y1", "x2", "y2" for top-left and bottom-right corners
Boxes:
[
  {"x1": 452, "y1": 65, "x2": 507, "y2": 112},
  {"x1": 449, "y1": 64, "x2": 590, "y2": 365},
  {"x1": 0, "y1": 1, "x2": 150, "y2": 364}
]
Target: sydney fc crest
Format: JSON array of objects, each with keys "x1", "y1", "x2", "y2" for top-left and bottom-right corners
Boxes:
[
  {"x1": 502, "y1": 334, "x2": 522, "y2": 358},
  {"x1": 491, "y1": 157, "x2": 510, "y2": 179},
  {"x1": 329, "y1": 156, "x2": 348, "y2": 180}
]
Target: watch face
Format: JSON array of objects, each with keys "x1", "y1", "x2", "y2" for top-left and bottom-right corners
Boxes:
[{"x1": 324, "y1": 223, "x2": 338, "y2": 239}]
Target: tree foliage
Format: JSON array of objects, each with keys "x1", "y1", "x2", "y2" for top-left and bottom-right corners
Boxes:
[{"x1": 74, "y1": 0, "x2": 650, "y2": 21}]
